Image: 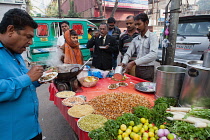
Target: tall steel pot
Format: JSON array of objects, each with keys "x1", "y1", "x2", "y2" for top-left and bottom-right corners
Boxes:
[
  {"x1": 155, "y1": 65, "x2": 186, "y2": 99},
  {"x1": 179, "y1": 60, "x2": 210, "y2": 107}
]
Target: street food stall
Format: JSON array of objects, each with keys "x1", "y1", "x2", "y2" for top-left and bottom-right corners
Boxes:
[
  {"x1": 47, "y1": 65, "x2": 210, "y2": 140},
  {"x1": 48, "y1": 74, "x2": 155, "y2": 140}
]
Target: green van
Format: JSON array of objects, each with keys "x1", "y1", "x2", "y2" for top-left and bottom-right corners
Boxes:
[{"x1": 26, "y1": 18, "x2": 97, "y2": 64}]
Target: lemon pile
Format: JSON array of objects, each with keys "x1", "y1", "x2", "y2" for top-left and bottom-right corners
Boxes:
[{"x1": 117, "y1": 118, "x2": 165, "y2": 140}]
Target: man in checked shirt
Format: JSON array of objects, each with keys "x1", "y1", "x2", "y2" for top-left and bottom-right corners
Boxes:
[{"x1": 121, "y1": 13, "x2": 158, "y2": 82}]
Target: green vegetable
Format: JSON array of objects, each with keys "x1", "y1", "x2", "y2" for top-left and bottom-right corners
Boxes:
[
  {"x1": 185, "y1": 108, "x2": 210, "y2": 120},
  {"x1": 167, "y1": 120, "x2": 210, "y2": 140},
  {"x1": 88, "y1": 113, "x2": 139, "y2": 140},
  {"x1": 88, "y1": 128, "x2": 109, "y2": 140},
  {"x1": 154, "y1": 97, "x2": 178, "y2": 107},
  {"x1": 133, "y1": 98, "x2": 173, "y2": 126}
]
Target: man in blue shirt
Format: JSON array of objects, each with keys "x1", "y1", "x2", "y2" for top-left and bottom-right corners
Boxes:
[{"x1": 0, "y1": 9, "x2": 44, "y2": 140}]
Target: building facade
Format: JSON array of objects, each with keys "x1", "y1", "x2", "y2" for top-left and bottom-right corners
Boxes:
[
  {"x1": 0, "y1": 0, "x2": 26, "y2": 20},
  {"x1": 60, "y1": 0, "x2": 148, "y2": 31}
]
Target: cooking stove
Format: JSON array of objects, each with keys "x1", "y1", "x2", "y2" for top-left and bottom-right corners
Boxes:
[{"x1": 54, "y1": 77, "x2": 82, "y2": 92}]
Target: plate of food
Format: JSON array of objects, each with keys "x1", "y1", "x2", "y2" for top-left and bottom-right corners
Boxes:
[
  {"x1": 108, "y1": 83, "x2": 119, "y2": 89},
  {"x1": 135, "y1": 82, "x2": 156, "y2": 93},
  {"x1": 77, "y1": 114, "x2": 108, "y2": 132},
  {"x1": 118, "y1": 82, "x2": 128, "y2": 87},
  {"x1": 99, "y1": 46, "x2": 107, "y2": 49},
  {"x1": 111, "y1": 75, "x2": 127, "y2": 81},
  {"x1": 67, "y1": 104, "x2": 94, "y2": 118},
  {"x1": 55, "y1": 91, "x2": 76, "y2": 98},
  {"x1": 38, "y1": 72, "x2": 58, "y2": 82},
  {"x1": 62, "y1": 96, "x2": 85, "y2": 107}
]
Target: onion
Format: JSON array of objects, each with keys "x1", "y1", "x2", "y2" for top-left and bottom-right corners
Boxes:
[
  {"x1": 163, "y1": 129, "x2": 170, "y2": 136},
  {"x1": 157, "y1": 129, "x2": 165, "y2": 137},
  {"x1": 159, "y1": 136, "x2": 168, "y2": 140}
]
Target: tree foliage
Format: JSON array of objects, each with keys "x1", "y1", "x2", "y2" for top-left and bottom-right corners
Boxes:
[
  {"x1": 45, "y1": 0, "x2": 59, "y2": 17},
  {"x1": 110, "y1": 0, "x2": 118, "y2": 18},
  {"x1": 66, "y1": 1, "x2": 81, "y2": 18},
  {"x1": 197, "y1": 0, "x2": 210, "y2": 11},
  {"x1": 96, "y1": 0, "x2": 119, "y2": 18}
]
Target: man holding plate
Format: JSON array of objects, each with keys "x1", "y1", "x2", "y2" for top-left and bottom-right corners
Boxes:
[{"x1": 0, "y1": 8, "x2": 51, "y2": 140}]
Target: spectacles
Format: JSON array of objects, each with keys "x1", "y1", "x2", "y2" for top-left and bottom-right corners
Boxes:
[{"x1": 108, "y1": 25, "x2": 114, "y2": 27}]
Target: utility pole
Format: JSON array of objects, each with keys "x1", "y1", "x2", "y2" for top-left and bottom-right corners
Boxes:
[
  {"x1": 58, "y1": 0, "x2": 61, "y2": 18},
  {"x1": 165, "y1": 0, "x2": 181, "y2": 65}
]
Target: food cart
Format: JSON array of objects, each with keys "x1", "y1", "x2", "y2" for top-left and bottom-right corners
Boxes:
[{"x1": 48, "y1": 72, "x2": 210, "y2": 140}]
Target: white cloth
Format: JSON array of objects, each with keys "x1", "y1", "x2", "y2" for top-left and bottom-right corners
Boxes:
[
  {"x1": 57, "y1": 35, "x2": 65, "y2": 47},
  {"x1": 122, "y1": 30, "x2": 158, "y2": 66}
]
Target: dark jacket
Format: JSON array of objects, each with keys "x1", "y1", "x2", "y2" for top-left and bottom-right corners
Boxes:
[
  {"x1": 110, "y1": 26, "x2": 121, "y2": 59},
  {"x1": 110, "y1": 26, "x2": 121, "y2": 41},
  {"x1": 87, "y1": 35, "x2": 118, "y2": 70}
]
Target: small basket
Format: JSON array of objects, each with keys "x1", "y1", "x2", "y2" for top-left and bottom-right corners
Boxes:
[{"x1": 79, "y1": 76, "x2": 99, "y2": 87}]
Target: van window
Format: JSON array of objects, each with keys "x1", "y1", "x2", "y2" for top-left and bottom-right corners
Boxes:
[
  {"x1": 51, "y1": 22, "x2": 60, "y2": 37},
  {"x1": 72, "y1": 24, "x2": 84, "y2": 35},
  {"x1": 37, "y1": 24, "x2": 49, "y2": 37},
  {"x1": 177, "y1": 21, "x2": 210, "y2": 36}
]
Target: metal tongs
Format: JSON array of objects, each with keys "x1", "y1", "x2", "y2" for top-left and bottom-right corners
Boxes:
[{"x1": 80, "y1": 57, "x2": 92, "y2": 70}]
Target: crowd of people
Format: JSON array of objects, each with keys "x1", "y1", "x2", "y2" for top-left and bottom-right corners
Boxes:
[
  {"x1": 0, "y1": 8, "x2": 158, "y2": 139},
  {"x1": 57, "y1": 14, "x2": 158, "y2": 82}
]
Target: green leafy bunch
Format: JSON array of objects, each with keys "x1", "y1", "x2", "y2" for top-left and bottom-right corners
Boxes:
[
  {"x1": 168, "y1": 121, "x2": 210, "y2": 140},
  {"x1": 133, "y1": 97, "x2": 175, "y2": 126},
  {"x1": 88, "y1": 113, "x2": 140, "y2": 140}
]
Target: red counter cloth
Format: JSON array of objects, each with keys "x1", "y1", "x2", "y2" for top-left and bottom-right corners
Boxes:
[{"x1": 48, "y1": 74, "x2": 155, "y2": 140}]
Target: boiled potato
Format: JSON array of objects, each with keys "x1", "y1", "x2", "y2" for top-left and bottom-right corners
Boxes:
[{"x1": 84, "y1": 76, "x2": 97, "y2": 82}]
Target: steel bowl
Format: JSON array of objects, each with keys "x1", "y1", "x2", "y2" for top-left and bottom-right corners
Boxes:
[{"x1": 135, "y1": 82, "x2": 156, "y2": 93}]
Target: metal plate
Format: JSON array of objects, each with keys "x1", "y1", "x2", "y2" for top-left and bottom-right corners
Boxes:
[{"x1": 135, "y1": 82, "x2": 156, "y2": 93}]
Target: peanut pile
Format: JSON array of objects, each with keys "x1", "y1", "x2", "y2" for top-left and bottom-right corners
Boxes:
[{"x1": 88, "y1": 92, "x2": 151, "y2": 119}]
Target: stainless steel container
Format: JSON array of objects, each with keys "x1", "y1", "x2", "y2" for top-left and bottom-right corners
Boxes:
[
  {"x1": 113, "y1": 66, "x2": 125, "y2": 80},
  {"x1": 155, "y1": 65, "x2": 186, "y2": 99},
  {"x1": 203, "y1": 50, "x2": 210, "y2": 68},
  {"x1": 179, "y1": 60, "x2": 210, "y2": 107}
]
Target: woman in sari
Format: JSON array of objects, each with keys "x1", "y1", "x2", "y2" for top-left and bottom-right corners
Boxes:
[{"x1": 61, "y1": 29, "x2": 84, "y2": 64}]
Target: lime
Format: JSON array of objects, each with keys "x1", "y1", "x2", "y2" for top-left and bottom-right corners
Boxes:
[
  {"x1": 133, "y1": 134, "x2": 140, "y2": 140},
  {"x1": 140, "y1": 118, "x2": 146, "y2": 123},
  {"x1": 124, "y1": 136, "x2": 131, "y2": 140},
  {"x1": 148, "y1": 131, "x2": 155, "y2": 137},
  {"x1": 130, "y1": 132, "x2": 136, "y2": 139},
  {"x1": 159, "y1": 125, "x2": 165, "y2": 129},
  {"x1": 125, "y1": 129, "x2": 132, "y2": 135},
  {"x1": 122, "y1": 132, "x2": 128, "y2": 138},
  {"x1": 120, "y1": 124, "x2": 127, "y2": 131},
  {"x1": 133, "y1": 126, "x2": 139, "y2": 133},
  {"x1": 129, "y1": 121, "x2": 135, "y2": 126},
  {"x1": 117, "y1": 135, "x2": 122, "y2": 140},
  {"x1": 118, "y1": 129, "x2": 123, "y2": 135},
  {"x1": 167, "y1": 133, "x2": 175, "y2": 140},
  {"x1": 143, "y1": 125, "x2": 149, "y2": 131},
  {"x1": 128, "y1": 126, "x2": 133, "y2": 130}
]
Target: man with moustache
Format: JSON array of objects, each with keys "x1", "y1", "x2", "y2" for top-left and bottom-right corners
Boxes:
[
  {"x1": 57, "y1": 21, "x2": 70, "y2": 48},
  {"x1": 0, "y1": 8, "x2": 45, "y2": 140},
  {"x1": 121, "y1": 13, "x2": 158, "y2": 82},
  {"x1": 119, "y1": 15, "x2": 139, "y2": 62}
]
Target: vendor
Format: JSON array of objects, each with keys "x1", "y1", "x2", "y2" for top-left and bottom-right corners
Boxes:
[
  {"x1": 121, "y1": 13, "x2": 158, "y2": 82},
  {"x1": 61, "y1": 29, "x2": 84, "y2": 65}
]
